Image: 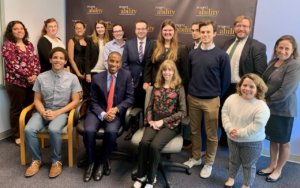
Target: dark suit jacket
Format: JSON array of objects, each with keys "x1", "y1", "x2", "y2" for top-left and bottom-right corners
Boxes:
[
  {"x1": 122, "y1": 37, "x2": 153, "y2": 88},
  {"x1": 89, "y1": 68, "x2": 134, "y2": 119},
  {"x1": 222, "y1": 37, "x2": 267, "y2": 77},
  {"x1": 85, "y1": 37, "x2": 99, "y2": 75}
]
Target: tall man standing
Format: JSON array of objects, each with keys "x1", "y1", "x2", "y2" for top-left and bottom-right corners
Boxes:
[
  {"x1": 122, "y1": 20, "x2": 153, "y2": 139},
  {"x1": 83, "y1": 51, "x2": 134, "y2": 182},
  {"x1": 122, "y1": 20, "x2": 153, "y2": 109},
  {"x1": 183, "y1": 21, "x2": 231, "y2": 179},
  {"x1": 219, "y1": 15, "x2": 267, "y2": 146}
]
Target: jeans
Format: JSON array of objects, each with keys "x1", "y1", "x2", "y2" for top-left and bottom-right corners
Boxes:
[{"x1": 25, "y1": 112, "x2": 68, "y2": 163}]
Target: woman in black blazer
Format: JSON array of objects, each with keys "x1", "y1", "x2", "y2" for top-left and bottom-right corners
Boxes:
[
  {"x1": 85, "y1": 20, "x2": 110, "y2": 83},
  {"x1": 143, "y1": 19, "x2": 189, "y2": 92}
]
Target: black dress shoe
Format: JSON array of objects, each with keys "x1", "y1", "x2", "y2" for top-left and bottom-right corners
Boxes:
[
  {"x1": 104, "y1": 160, "x2": 111, "y2": 176},
  {"x1": 266, "y1": 175, "x2": 282, "y2": 182},
  {"x1": 83, "y1": 163, "x2": 94, "y2": 182},
  {"x1": 93, "y1": 164, "x2": 104, "y2": 181},
  {"x1": 256, "y1": 169, "x2": 272, "y2": 176}
]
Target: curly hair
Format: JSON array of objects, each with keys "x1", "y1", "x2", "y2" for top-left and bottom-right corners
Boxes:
[
  {"x1": 236, "y1": 73, "x2": 268, "y2": 100},
  {"x1": 4, "y1": 20, "x2": 29, "y2": 45},
  {"x1": 154, "y1": 59, "x2": 182, "y2": 89}
]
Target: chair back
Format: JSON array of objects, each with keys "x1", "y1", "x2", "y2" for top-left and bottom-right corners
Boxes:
[{"x1": 144, "y1": 86, "x2": 153, "y2": 114}]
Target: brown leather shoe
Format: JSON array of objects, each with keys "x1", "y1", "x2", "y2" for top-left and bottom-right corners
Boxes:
[
  {"x1": 49, "y1": 161, "x2": 62, "y2": 178},
  {"x1": 25, "y1": 160, "x2": 42, "y2": 177}
]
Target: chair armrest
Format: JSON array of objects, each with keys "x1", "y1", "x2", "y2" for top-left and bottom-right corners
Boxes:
[
  {"x1": 19, "y1": 103, "x2": 35, "y2": 132},
  {"x1": 73, "y1": 99, "x2": 90, "y2": 125},
  {"x1": 67, "y1": 108, "x2": 76, "y2": 133},
  {"x1": 124, "y1": 107, "x2": 143, "y2": 131}
]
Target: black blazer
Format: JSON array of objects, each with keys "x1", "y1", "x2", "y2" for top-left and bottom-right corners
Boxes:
[
  {"x1": 144, "y1": 43, "x2": 189, "y2": 87},
  {"x1": 85, "y1": 37, "x2": 100, "y2": 75},
  {"x1": 222, "y1": 37, "x2": 267, "y2": 77},
  {"x1": 37, "y1": 37, "x2": 52, "y2": 73},
  {"x1": 122, "y1": 37, "x2": 153, "y2": 88}
]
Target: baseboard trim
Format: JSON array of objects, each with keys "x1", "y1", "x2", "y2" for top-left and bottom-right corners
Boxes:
[
  {"x1": 0, "y1": 129, "x2": 12, "y2": 140},
  {"x1": 262, "y1": 149, "x2": 300, "y2": 164}
]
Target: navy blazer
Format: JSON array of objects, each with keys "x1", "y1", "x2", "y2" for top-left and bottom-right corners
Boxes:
[
  {"x1": 122, "y1": 37, "x2": 153, "y2": 88},
  {"x1": 88, "y1": 68, "x2": 134, "y2": 118},
  {"x1": 263, "y1": 58, "x2": 300, "y2": 117},
  {"x1": 222, "y1": 37, "x2": 267, "y2": 77}
]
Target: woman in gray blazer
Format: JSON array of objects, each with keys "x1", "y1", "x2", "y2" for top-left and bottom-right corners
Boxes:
[{"x1": 257, "y1": 35, "x2": 300, "y2": 183}]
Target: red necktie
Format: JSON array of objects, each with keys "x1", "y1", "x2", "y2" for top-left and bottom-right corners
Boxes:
[{"x1": 106, "y1": 75, "x2": 115, "y2": 111}]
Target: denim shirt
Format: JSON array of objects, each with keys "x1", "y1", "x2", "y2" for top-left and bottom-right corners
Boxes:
[{"x1": 33, "y1": 70, "x2": 82, "y2": 110}]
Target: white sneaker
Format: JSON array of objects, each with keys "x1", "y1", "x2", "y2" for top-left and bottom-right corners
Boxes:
[
  {"x1": 132, "y1": 181, "x2": 143, "y2": 188},
  {"x1": 132, "y1": 176, "x2": 146, "y2": 188},
  {"x1": 183, "y1": 158, "x2": 202, "y2": 168},
  {"x1": 200, "y1": 165, "x2": 212, "y2": 178},
  {"x1": 144, "y1": 184, "x2": 154, "y2": 188}
]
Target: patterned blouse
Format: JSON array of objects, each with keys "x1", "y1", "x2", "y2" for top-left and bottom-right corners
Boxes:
[
  {"x1": 2, "y1": 40, "x2": 40, "y2": 88},
  {"x1": 146, "y1": 85, "x2": 187, "y2": 129}
]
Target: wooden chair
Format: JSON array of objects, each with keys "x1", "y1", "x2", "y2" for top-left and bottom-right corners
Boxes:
[{"x1": 19, "y1": 103, "x2": 76, "y2": 167}]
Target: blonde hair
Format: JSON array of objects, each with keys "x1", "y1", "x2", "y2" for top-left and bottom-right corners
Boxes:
[
  {"x1": 154, "y1": 60, "x2": 182, "y2": 89},
  {"x1": 152, "y1": 19, "x2": 178, "y2": 62},
  {"x1": 91, "y1": 20, "x2": 110, "y2": 45},
  {"x1": 234, "y1": 15, "x2": 252, "y2": 28},
  {"x1": 237, "y1": 73, "x2": 268, "y2": 100}
]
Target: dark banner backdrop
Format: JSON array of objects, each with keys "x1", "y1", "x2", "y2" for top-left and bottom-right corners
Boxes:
[{"x1": 66, "y1": 0, "x2": 257, "y2": 47}]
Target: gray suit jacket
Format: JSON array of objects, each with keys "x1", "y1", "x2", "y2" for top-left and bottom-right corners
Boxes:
[
  {"x1": 223, "y1": 37, "x2": 267, "y2": 77},
  {"x1": 263, "y1": 58, "x2": 300, "y2": 117}
]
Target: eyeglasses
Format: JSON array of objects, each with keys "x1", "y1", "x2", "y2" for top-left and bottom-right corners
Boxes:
[
  {"x1": 113, "y1": 30, "x2": 123, "y2": 33},
  {"x1": 235, "y1": 24, "x2": 250, "y2": 28}
]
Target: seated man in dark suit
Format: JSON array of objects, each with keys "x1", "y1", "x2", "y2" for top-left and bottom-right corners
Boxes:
[{"x1": 83, "y1": 51, "x2": 134, "y2": 182}]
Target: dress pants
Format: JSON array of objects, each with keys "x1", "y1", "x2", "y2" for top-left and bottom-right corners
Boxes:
[
  {"x1": 136, "y1": 126, "x2": 177, "y2": 184},
  {"x1": 83, "y1": 112, "x2": 120, "y2": 164},
  {"x1": 6, "y1": 83, "x2": 33, "y2": 138},
  {"x1": 188, "y1": 94, "x2": 220, "y2": 165}
]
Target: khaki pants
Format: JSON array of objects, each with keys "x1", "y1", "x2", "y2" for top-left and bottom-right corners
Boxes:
[{"x1": 188, "y1": 94, "x2": 220, "y2": 165}]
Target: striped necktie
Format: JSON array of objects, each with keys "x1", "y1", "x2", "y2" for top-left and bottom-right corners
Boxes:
[{"x1": 138, "y1": 41, "x2": 144, "y2": 62}]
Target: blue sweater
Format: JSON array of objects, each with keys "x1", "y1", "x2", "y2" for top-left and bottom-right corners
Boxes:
[{"x1": 188, "y1": 46, "x2": 231, "y2": 98}]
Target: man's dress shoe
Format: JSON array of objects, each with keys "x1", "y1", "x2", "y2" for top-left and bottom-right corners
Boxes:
[
  {"x1": 83, "y1": 163, "x2": 94, "y2": 182},
  {"x1": 93, "y1": 164, "x2": 104, "y2": 181},
  {"x1": 104, "y1": 160, "x2": 111, "y2": 176}
]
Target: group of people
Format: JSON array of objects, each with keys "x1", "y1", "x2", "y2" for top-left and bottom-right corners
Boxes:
[{"x1": 1, "y1": 14, "x2": 300, "y2": 188}]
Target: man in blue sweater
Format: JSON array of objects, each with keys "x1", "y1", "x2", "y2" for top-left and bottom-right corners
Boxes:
[{"x1": 183, "y1": 20, "x2": 230, "y2": 179}]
